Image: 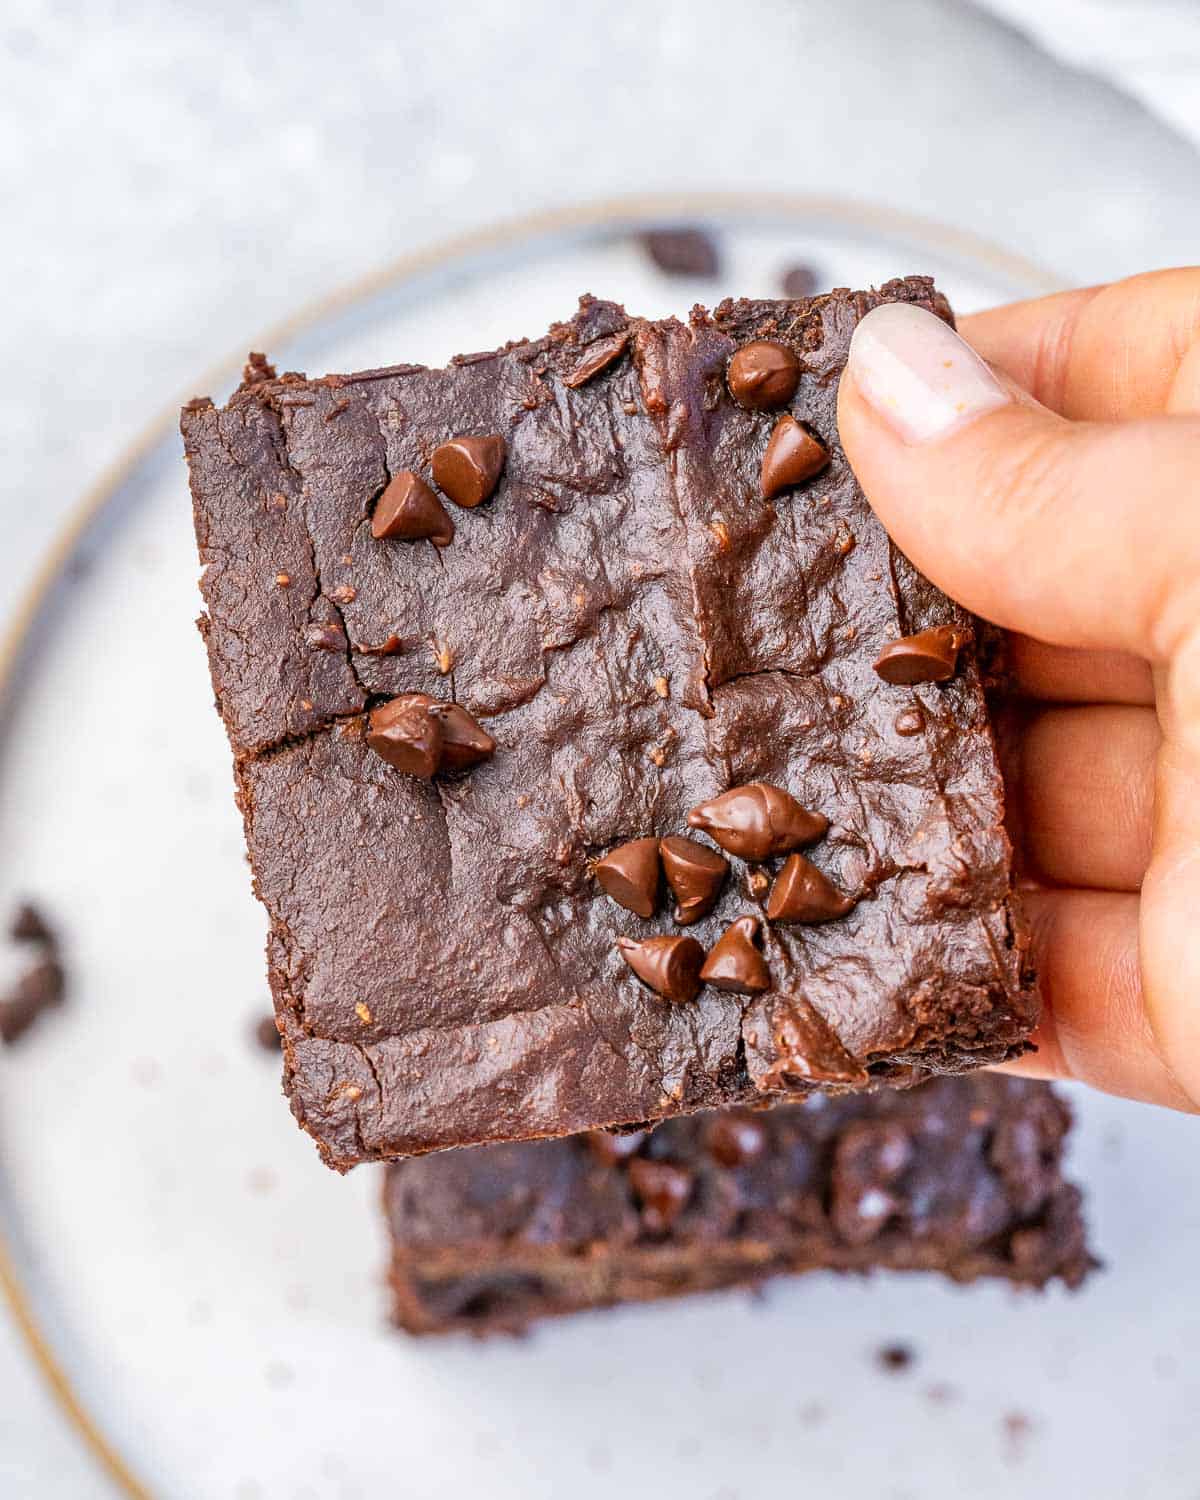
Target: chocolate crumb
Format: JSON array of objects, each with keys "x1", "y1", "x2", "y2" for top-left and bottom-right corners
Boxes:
[{"x1": 877, "y1": 1342, "x2": 915, "y2": 1373}]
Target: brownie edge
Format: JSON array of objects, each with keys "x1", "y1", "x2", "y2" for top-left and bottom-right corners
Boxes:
[
  {"x1": 183, "y1": 279, "x2": 1036, "y2": 1170},
  {"x1": 383, "y1": 1076, "x2": 1092, "y2": 1335}
]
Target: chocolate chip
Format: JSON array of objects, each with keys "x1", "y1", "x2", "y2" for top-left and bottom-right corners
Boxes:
[
  {"x1": 706, "y1": 1110, "x2": 768, "y2": 1167},
  {"x1": 873, "y1": 625, "x2": 965, "y2": 685},
  {"x1": 659, "y1": 835, "x2": 728, "y2": 925},
  {"x1": 699, "y1": 915, "x2": 770, "y2": 994},
  {"x1": 761, "y1": 414, "x2": 829, "y2": 499},
  {"x1": 877, "y1": 1343, "x2": 915, "y2": 1373},
  {"x1": 366, "y1": 694, "x2": 444, "y2": 779},
  {"x1": 10, "y1": 903, "x2": 54, "y2": 946},
  {"x1": 564, "y1": 331, "x2": 630, "y2": 389},
  {"x1": 687, "y1": 783, "x2": 828, "y2": 861},
  {"x1": 627, "y1": 1157, "x2": 693, "y2": 1232},
  {"x1": 586, "y1": 1128, "x2": 647, "y2": 1166},
  {"x1": 366, "y1": 694, "x2": 493, "y2": 778},
  {"x1": 616, "y1": 935, "x2": 704, "y2": 1003},
  {"x1": 253, "y1": 1014, "x2": 281, "y2": 1051},
  {"x1": 304, "y1": 622, "x2": 348, "y2": 652},
  {"x1": 594, "y1": 838, "x2": 662, "y2": 918},
  {"x1": 727, "y1": 340, "x2": 801, "y2": 411},
  {"x1": 432, "y1": 435, "x2": 506, "y2": 509},
  {"x1": 639, "y1": 227, "x2": 719, "y2": 278},
  {"x1": 371, "y1": 471, "x2": 455, "y2": 545},
  {"x1": 0, "y1": 957, "x2": 65, "y2": 1045},
  {"x1": 429, "y1": 702, "x2": 496, "y2": 772},
  {"x1": 766, "y1": 854, "x2": 855, "y2": 924},
  {"x1": 893, "y1": 706, "x2": 926, "y2": 736},
  {"x1": 780, "y1": 263, "x2": 819, "y2": 298}
]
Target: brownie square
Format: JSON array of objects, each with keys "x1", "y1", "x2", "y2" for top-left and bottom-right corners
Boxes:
[
  {"x1": 182, "y1": 279, "x2": 1036, "y2": 1169},
  {"x1": 383, "y1": 1076, "x2": 1091, "y2": 1335}
]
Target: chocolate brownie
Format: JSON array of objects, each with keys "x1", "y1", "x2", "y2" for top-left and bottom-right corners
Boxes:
[
  {"x1": 182, "y1": 279, "x2": 1036, "y2": 1169},
  {"x1": 383, "y1": 1076, "x2": 1092, "y2": 1334}
]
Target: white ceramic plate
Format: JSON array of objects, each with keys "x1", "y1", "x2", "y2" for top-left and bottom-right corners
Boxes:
[{"x1": 2, "y1": 199, "x2": 1197, "y2": 1500}]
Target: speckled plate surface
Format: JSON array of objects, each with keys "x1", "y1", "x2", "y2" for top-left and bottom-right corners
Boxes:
[{"x1": 1, "y1": 198, "x2": 1197, "y2": 1500}]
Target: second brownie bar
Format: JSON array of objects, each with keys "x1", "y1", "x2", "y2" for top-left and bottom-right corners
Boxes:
[
  {"x1": 384, "y1": 1076, "x2": 1092, "y2": 1335},
  {"x1": 183, "y1": 278, "x2": 1036, "y2": 1168}
]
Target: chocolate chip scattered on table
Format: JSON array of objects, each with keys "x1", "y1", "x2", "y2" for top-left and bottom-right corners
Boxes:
[{"x1": 183, "y1": 280, "x2": 1034, "y2": 1168}]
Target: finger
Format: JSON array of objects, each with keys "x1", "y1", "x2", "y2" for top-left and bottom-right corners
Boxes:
[
  {"x1": 1005, "y1": 634, "x2": 1153, "y2": 706},
  {"x1": 959, "y1": 267, "x2": 1200, "y2": 420},
  {"x1": 1013, "y1": 705, "x2": 1158, "y2": 891},
  {"x1": 837, "y1": 301, "x2": 1200, "y2": 662},
  {"x1": 1141, "y1": 669, "x2": 1200, "y2": 1109},
  {"x1": 999, "y1": 889, "x2": 1197, "y2": 1113}
]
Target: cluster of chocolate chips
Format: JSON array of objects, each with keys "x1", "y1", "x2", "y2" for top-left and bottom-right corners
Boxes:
[
  {"x1": 595, "y1": 781, "x2": 855, "y2": 1005},
  {"x1": 726, "y1": 336, "x2": 969, "y2": 691},
  {"x1": 371, "y1": 433, "x2": 506, "y2": 548},
  {"x1": 586, "y1": 1108, "x2": 768, "y2": 1232},
  {"x1": 366, "y1": 692, "x2": 495, "y2": 780},
  {"x1": 1, "y1": 903, "x2": 65, "y2": 1046},
  {"x1": 726, "y1": 339, "x2": 831, "y2": 500}
]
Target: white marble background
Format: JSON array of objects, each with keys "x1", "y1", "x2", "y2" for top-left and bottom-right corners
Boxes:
[{"x1": 2, "y1": 1, "x2": 1198, "y2": 1493}]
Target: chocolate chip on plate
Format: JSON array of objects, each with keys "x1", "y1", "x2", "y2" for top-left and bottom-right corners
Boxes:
[
  {"x1": 766, "y1": 854, "x2": 856, "y2": 924},
  {"x1": 371, "y1": 471, "x2": 455, "y2": 545},
  {"x1": 586, "y1": 1127, "x2": 647, "y2": 1166},
  {"x1": 616, "y1": 935, "x2": 705, "y2": 1003},
  {"x1": 873, "y1": 625, "x2": 965, "y2": 685},
  {"x1": 428, "y1": 702, "x2": 496, "y2": 771},
  {"x1": 366, "y1": 695, "x2": 445, "y2": 779},
  {"x1": 706, "y1": 1110, "x2": 768, "y2": 1168},
  {"x1": 780, "y1": 263, "x2": 819, "y2": 298},
  {"x1": 699, "y1": 915, "x2": 771, "y2": 994},
  {"x1": 431, "y1": 435, "x2": 506, "y2": 509},
  {"x1": 9, "y1": 903, "x2": 54, "y2": 946},
  {"x1": 639, "y1": 227, "x2": 719, "y2": 278},
  {"x1": 253, "y1": 1014, "x2": 282, "y2": 1052},
  {"x1": 627, "y1": 1156, "x2": 694, "y2": 1232},
  {"x1": 659, "y1": 835, "x2": 728, "y2": 925},
  {"x1": 594, "y1": 838, "x2": 662, "y2": 918},
  {"x1": 0, "y1": 957, "x2": 65, "y2": 1046},
  {"x1": 761, "y1": 414, "x2": 830, "y2": 499},
  {"x1": 877, "y1": 1342, "x2": 916, "y2": 1373},
  {"x1": 727, "y1": 340, "x2": 801, "y2": 411},
  {"x1": 687, "y1": 783, "x2": 827, "y2": 862}
]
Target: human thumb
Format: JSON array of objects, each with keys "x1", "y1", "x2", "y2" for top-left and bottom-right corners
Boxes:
[{"x1": 836, "y1": 300, "x2": 1200, "y2": 665}]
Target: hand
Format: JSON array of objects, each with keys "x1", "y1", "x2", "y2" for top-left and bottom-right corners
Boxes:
[{"x1": 837, "y1": 270, "x2": 1200, "y2": 1112}]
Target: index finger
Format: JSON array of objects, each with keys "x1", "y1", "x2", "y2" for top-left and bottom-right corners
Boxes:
[{"x1": 960, "y1": 267, "x2": 1200, "y2": 421}]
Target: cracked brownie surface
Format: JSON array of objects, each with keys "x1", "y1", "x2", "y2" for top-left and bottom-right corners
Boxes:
[
  {"x1": 384, "y1": 1076, "x2": 1091, "y2": 1334},
  {"x1": 182, "y1": 278, "x2": 1036, "y2": 1169}
]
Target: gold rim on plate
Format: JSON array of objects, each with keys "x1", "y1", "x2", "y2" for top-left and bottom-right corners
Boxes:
[{"x1": 0, "y1": 191, "x2": 1057, "y2": 1498}]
